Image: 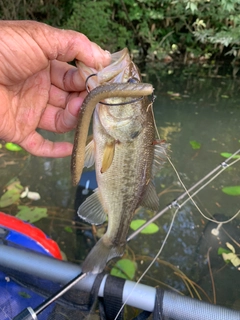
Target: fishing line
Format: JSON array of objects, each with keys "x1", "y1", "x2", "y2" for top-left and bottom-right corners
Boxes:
[
  {"x1": 153, "y1": 97, "x2": 240, "y2": 225},
  {"x1": 170, "y1": 147, "x2": 240, "y2": 203},
  {"x1": 128, "y1": 148, "x2": 240, "y2": 241},
  {"x1": 13, "y1": 272, "x2": 87, "y2": 319},
  {"x1": 179, "y1": 156, "x2": 240, "y2": 223},
  {"x1": 115, "y1": 207, "x2": 179, "y2": 320},
  {"x1": 167, "y1": 154, "x2": 240, "y2": 224},
  {"x1": 85, "y1": 73, "x2": 144, "y2": 105},
  {"x1": 123, "y1": 130, "x2": 240, "y2": 318},
  {"x1": 128, "y1": 103, "x2": 240, "y2": 239}
]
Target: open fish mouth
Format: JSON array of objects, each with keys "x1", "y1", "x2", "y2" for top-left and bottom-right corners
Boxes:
[
  {"x1": 76, "y1": 48, "x2": 140, "y2": 91},
  {"x1": 71, "y1": 82, "x2": 154, "y2": 186}
]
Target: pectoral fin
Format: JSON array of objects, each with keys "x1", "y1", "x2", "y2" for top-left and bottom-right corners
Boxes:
[
  {"x1": 140, "y1": 181, "x2": 159, "y2": 211},
  {"x1": 101, "y1": 142, "x2": 115, "y2": 173},
  {"x1": 77, "y1": 189, "x2": 107, "y2": 225},
  {"x1": 84, "y1": 140, "x2": 95, "y2": 168}
]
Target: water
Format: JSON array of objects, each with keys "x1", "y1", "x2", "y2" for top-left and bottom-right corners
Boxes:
[{"x1": 0, "y1": 63, "x2": 240, "y2": 311}]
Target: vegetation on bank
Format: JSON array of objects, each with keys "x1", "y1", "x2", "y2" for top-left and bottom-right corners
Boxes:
[{"x1": 1, "y1": 0, "x2": 240, "y2": 62}]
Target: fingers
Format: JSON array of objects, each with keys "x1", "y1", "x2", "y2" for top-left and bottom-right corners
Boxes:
[
  {"x1": 50, "y1": 60, "x2": 86, "y2": 92},
  {"x1": 31, "y1": 22, "x2": 111, "y2": 68},
  {"x1": 54, "y1": 31, "x2": 111, "y2": 68},
  {"x1": 48, "y1": 83, "x2": 79, "y2": 108},
  {"x1": 21, "y1": 131, "x2": 73, "y2": 157},
  {"x1": 39, "y1": 93, "x2": 87, "y2": 132}
]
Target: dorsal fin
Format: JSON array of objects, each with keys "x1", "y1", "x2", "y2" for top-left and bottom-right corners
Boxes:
[{"x1": 152, "y1": 140, "x2": 169, "y2": 176}]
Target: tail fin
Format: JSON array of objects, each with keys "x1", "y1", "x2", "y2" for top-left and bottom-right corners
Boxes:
[{"x1": 81, "y1": 237, "x2": 125, "y2": 274}]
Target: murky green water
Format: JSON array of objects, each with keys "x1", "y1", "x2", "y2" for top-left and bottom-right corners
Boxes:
[{"x1": 1, "y1": 63, "x2": 240, "y2": 311}]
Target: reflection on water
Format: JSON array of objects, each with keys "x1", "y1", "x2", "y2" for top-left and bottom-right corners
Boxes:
[{"x1": 0, "y1": 64, "x2": 240, "y2": 310}]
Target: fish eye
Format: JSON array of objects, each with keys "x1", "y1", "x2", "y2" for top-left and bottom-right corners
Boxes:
[{"x1": 127, "y1": 77, "x2": 139, "y2": 83}]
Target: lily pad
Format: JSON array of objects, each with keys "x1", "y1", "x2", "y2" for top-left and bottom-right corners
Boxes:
[
  {"x1": 221, "y1": 243, "x2": 240, "y2": 267},
  {"x1": 0, "y1": 179, "x2": 24, "y2": 207},
  {"x1": 0, "y1": 189, "x2": 21, "y2": 207},
  {"x1": 189, "y1": 140, "x2": 201, "y2": 150},
  {"x1": 111, "y1": 259, "x2": 136, "y2": 280},
  {"x1": 222, "y1": 186, "x2": 240, "y2": 196},
  {"x1": 16, "y1": 205, "x2": 47, "y2": 223},
  {"x1": 220, "y1": 152, "x2": 240, "y2": 159},
  {"x1": 5, "y1": 178, "x2": 23, "y2": 191},
  {"x1": 130, "y1": 219, "x2": 159, "y2": 234},
  {"x1": 218, "y1": 247, "x2": 231, "y2": 255},
  {"x1": 5, "y1": 142, "x2": 23, "y2": 152}
]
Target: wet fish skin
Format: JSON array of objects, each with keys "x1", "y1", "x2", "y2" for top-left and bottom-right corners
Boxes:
[
  {"x1": 71, "y1": 82, "x2": 154, "y2": 186},
  {"x1": 82, "y1": 98, "x2": 157, "y2": 274},
  {"x1": 72, "y1": 48, "x2": 168, "y2": 274}
]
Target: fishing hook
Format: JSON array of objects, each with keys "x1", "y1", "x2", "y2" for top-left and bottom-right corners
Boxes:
[{"x1": 85, "y1": 73, "x2": 145, "y2": 106}]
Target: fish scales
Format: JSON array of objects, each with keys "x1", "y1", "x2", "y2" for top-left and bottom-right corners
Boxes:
[{"x1": 72, "y1": 48, "x2": 168, "y2": 274}]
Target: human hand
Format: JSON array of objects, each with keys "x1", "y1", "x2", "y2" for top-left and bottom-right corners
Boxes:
[{"x1": 0, "y1": 20, "x2": 110, "y2": 157}]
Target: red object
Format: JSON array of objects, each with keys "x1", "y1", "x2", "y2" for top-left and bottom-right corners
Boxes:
[{"x1": 0, "y1": 212, "x2": 62, "y2": 259}]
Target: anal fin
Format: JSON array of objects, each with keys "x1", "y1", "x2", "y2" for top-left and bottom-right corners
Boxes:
[
  {"x1": 77, "y1": 189, "x2": 107, "y2": 225},
  {"x1": 140, "y1": 181, "x2": 159, "y2": 211}
]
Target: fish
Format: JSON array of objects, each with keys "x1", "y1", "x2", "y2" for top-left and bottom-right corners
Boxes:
[{"x1": 71, "y1": 48, "x2": 168, "y2": 274}]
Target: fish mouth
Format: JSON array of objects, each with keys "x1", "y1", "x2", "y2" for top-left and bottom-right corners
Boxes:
[{"x1": 76, "y1": 48, "x2": 140, "y2": 91}]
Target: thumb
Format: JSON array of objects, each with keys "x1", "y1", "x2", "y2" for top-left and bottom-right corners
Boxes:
[
  {"x1": 3, "y1": 20, "x2": 111, "y2": 69},
  {"x1": 32, "y1": 21, "x2": 111, "y2": 68}
]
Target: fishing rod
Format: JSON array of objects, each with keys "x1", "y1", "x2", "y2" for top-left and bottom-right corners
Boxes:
[
  {"x1": 127, "y1": 148, "x2": 240, "y2": 241},
  {"x1": 13, "y1": 272, "x2": 87, "y2": 320},
  {"x1": 12, "y1": 149, "x2": 240, "y2": 319},
  {"x1": 2, "y1": 245, "x2": 240, "y2": 320}
]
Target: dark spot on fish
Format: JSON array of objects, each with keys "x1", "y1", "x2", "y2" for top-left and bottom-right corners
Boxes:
[{"x1": 131, "y1": 131, "x2": 140, "y2": 139}]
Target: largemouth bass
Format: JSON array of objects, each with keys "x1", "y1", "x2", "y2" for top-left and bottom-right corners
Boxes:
[{"x1": 72, "y1": 48, "x2": 168, "y2": 274}]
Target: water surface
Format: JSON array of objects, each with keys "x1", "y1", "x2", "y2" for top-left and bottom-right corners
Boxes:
[{"x1": 1, "y1": 63, "x2": 240, "y2": 311}]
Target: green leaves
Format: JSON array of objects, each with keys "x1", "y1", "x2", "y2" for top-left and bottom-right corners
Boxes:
[
  {"x1": 0, "y1": 179, "x2": 41, "y2": 207},
  {"x1": 130, "y1": 219, "x2": 159, "y2": 234},
  {"x1": 0, "y1": 179, "x2": 47, "y2": 223},
  {"x1": 0, "y1": 179, "x2": 23, "y2": 207},
  {"x1": 64, "y1": 226, "x2": 73, "y2": 233},
  {"x1": 16, "y1": 206, "x2": 47, "y2": 223},
  {"x1": 0, "y1": 188, "x2": 21, "y2": 207},
  {"x1": 220, "y1": 152, "x2": 240, "y2": 159},
  {"x1": 5, "y1": 143, "x2": 23, "y2": 152},
  {"x1": 1, "y1": 0, "x2": 240, "y2": 61},
  {"x1": 221, "y1": 151, "x2": 240, "y2": 196},
  {"x1": 222, "y1": 186, "x2": 240, "y2": 196},
  {"x1": 111, "y1": 259, "x2": 137, "y2": 280},
  {"x1": 189, "y1": 140, "x2": 201, "y2": 150},
  {"x1": 219, "y1": 243, "x2": 240, "y2": 268},
  {"x1": 218, "y1": 247, "x2": 231, "y2": 255}
]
